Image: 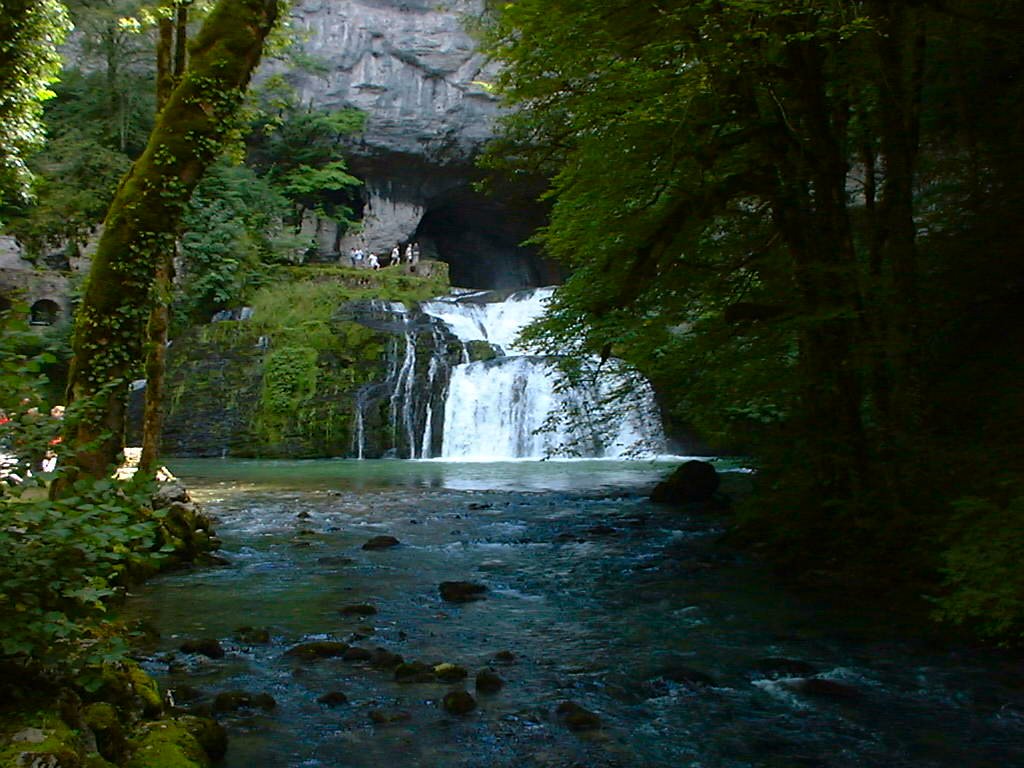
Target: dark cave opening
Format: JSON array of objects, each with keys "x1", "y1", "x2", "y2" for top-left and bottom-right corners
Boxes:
[{"x1": 413, "y1": 191, "x2": 560, "y2": 290}]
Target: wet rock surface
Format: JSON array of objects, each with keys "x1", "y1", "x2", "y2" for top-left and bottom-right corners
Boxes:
[{"x1": 438, "y1": 580, "x2": 487, "y2": 603}]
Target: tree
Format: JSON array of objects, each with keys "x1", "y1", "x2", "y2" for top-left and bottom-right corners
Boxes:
[
  {"x1": 481, "y1": 0, "x2": 1024, "y2": 577},
  {"x1": 0, "y1": 0, "x2": 72, "y2": 211},
  {"x1": 59, "y1": 0, "x2": 281, "y2": 485}
]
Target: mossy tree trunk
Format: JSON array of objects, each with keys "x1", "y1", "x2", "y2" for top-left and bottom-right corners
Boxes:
[
  {"x1": 60, "y1": 0, "x2": 280, "y2": 486},
  {"x1": 141, "y1": 1, "x2": 187, "y2": 474}
]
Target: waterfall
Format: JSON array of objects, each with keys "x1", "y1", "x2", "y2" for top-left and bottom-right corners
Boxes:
[
  {"x1": 422, "y1": 288, "x2": 665, "y2": 459},
  {"x1": 350, "y1": 300, "x2": 459, "y2": 459}
]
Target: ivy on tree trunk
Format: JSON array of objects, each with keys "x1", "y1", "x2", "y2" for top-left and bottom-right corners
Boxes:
[{"x1": 60, "y1": 0, "x2": 280, "y2": 486}]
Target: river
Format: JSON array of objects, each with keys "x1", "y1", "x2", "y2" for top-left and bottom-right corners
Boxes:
[{"x1": 125, "y1": 458, "x2": 1024, "y2": 767}]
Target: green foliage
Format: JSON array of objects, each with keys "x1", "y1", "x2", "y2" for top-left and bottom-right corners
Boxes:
[
  {"x1": 0, "y1": 0, "x2": 72, "y2": 209},
  {"x1": 0, "y1": 475, "x2": 160, "y2": 680},
  {"x1": 933, "y1": 494, "x2": 1024, "y2": 643},
  {"x1": 245, "y1": 90, "x2": 366, "y2": 228},
  {"x1": 0, "y1": 309, "x2": 160, "y2": 680},
  {"x1": 483, "y1": 0, "x2": 1024, "y2": 640},
  {"x1": 261, "y1": 345, "x2": 318, "y2": 414},
  {"x1": 174, "y1": 159, "x2": 304, "y2": 329}
]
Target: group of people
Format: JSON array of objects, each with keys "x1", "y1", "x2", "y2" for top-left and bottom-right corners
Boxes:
[
  {"x1": 346, "y1": 242, "x2": 421, "y2": 269},
  {"x1": 0, "y1": 402, "x2": 64, "y2": 484}
]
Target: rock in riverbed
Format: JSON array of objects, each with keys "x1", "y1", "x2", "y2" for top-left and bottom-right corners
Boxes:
[
  {"x1": 443, "y1": 690, "x2": 477, "y2": 715},
  {"x1": 369, "y1": 709, "x2": 411, "y2": 725},
  {"x1": 439, "y1": 581, "x2": 487, "y2": 603},
  {"x1": 555, "y1": 701, "x2": 601, "y2": 731},
  {"x1": 650, "y1": 460, "x2": 720, "y2": 504},
  {"x1": 284, "y1": 641, "x2": 349, "y2": 660},
  {"x1": 179, "y1": 638, "x2": 224, "y2": 659},
  {"x1": 339, "y1": 603, "x2": 377, "y2": 617},
  {"x1": 317, "y1": 691, "x2": 349, "y2": 706},
  {"x1": 434, "y1": 663, "x2": 468, "y2": 682},
  {"x1": 213, "y1": 690, "x2": 276, "y2": 713},
  {"x1": 362, "y1": 535, "x2": 400, "y2": 550},
  {"x1": 475, "y1": 668, "x2": 503, "y2": 693}
]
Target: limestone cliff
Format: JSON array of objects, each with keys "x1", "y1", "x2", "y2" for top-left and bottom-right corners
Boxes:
[{"x1": 282, "y1": 0, "x2": 555, "y2": 288}]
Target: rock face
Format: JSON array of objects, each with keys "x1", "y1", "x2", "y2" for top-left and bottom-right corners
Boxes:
[
  {"x1": 650, "y1": 460, "x2": 721, "y2": 505},
  {"x1": 288, "y1": 0, "x2": 498, "y2": 162},
  {"x1": 281, "y1": 0, "x2": 556, "y2": 288}
]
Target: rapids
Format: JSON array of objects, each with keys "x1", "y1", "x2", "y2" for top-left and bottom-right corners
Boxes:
[{"x1": 125, "y1": 459, "x2": 1024, "y2": 768}]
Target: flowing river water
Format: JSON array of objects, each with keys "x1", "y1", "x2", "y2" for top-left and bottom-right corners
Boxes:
[{"x1": 125, "y1": 458, "x2": 1024, "y2": 768}]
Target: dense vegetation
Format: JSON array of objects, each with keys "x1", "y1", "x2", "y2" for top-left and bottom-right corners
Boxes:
[{"x1": 481, "y1": 0, "x2": 1024, "y2": 641}]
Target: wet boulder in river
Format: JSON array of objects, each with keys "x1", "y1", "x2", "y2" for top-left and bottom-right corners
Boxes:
[
  {"x1": 338, "y1": 603, "x2": 377, "y2": 617},
  {"x1": 362, "y1": 535, "x2": 401, "y2": 550},
  {"x1": 394, "y1": 660, "x2": 436, "y2": 683},
  {"x1": 442, "y1": 690, "x2": 477, "y2": 715},
  {"x1": 650, "y1": 460, "x2": 719, "y2": 504},
  {"x1": 179, "y1": 638, "x2": 224, "y2": 659},
  {"x1": 434, "y1": 663, "x2": 468, "y2": 682},
  {"x1": 439, "y1": 581, "x2": 487, "y2": 603},
  {"x1": 369, "y1": 709, "x2": 412, "y2": 725},
  {"x1": 213, "y1": 690, "x2": 276, "y2": 712},
  {"x1": 475, "y1": 668, "x2": 503, "y2": 693},
  {"x1": 284, "y1": 641, "x2": 349, "y2": 660},
  {"x1": 555, "y1": 701, "x2": 601, "y2": 731},
  {"x1": 343, "y1": 646, "x2": 373, "y2": 662}
]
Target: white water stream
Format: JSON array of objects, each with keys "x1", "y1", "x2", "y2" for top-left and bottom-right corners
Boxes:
[{"x1": 422, "y1": 287, "x2": 665, "y2": 459}]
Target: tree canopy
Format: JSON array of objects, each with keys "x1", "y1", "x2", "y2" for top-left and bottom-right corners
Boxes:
[
  {"x1": 482, "y1": 0, "x2": 1024, "y2": 635},
  {"x1": 0, "y1": 0, "x2": 72, "y2": 210}
]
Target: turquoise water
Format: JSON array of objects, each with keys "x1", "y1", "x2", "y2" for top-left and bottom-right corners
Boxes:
[{"x1": 127, "y1": 459, "x2": 1024, "y2": 768}]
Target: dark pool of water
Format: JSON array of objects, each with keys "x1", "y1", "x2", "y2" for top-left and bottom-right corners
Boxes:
[{"x1": 124, "y1": 458, "x2": 1024, "y2": 768}]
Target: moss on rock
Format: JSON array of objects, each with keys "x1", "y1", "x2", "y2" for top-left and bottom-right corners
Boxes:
[
  {"x1": 124, "y1": 719, "x2": 210, "y2": 768},
  {"x1": 158, "y1": 263, "x2": 452, "y2": 458}
]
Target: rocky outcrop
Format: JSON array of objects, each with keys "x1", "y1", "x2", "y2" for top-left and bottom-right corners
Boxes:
[
  {"x1": 287, "y1": 0, "x2": 499, "y2": 164},
  {"x1": 280, "y1": 1, "x2": 556, "y2": 288}
]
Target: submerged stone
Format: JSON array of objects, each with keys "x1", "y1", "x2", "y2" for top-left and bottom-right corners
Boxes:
[
  {"x1": 492, "y1": 650, "x2": 516, "y2": 665},
  {"x1": 439, "y1": 581, "x2": 487, "y2": 603},
  {"x1": 555, "y1": 700, "x2": 601, "y2": 732},
  {"x1": 179, "y1": 638, "x2": 224, "y2": 659},
  {"x1": 338, "y1": 603, "x2": 377, "y2": 617},
  {"x1": 475, "y1": 668, "x2": 503, "y2": 694},
  {"x1": 394, "y1": 661, "x2": 436, "y2": 683},
  {"x1": 362, "y1": 535, "x2": 401, "y2": 550},
  {"x1": 343, "y1": 646, "x2": 373, "y2": 662},
  {"x1": 442, "y1": 690, "x2": 477, "y2": 715},
  {"x1": 212, "y1": 691, "x2": 276, "y2": 713},
  {"x1": 434, "y1": 663, "x2": 468, "y2": 682},
  {"x1": 317, "y1": 691, "x2": 349, "y2": 706},
  {"x1": 369, "y1": 709, "x2": 412, "y2": 725},
  {"x1": 284, "y1": 641, "x2": 349, "y2": 660},
  {"x1": 650, "y1": 460, "x2": 720, "y2": 504}
]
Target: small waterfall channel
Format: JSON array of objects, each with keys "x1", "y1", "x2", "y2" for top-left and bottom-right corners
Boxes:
[{"x1": 353, "y1": 288, "x2": 665, "y2": 460}]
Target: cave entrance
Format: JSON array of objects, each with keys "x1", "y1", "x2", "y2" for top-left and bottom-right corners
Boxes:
[{"x1": 414, "y1": 195, "x2": 558, "y2": 290}]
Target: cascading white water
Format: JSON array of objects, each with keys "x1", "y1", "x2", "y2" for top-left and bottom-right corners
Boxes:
[
  {"x1": 421, "y1": 288, "x2": 556, "y2": 353},
  {"x1": 422, "y1": 287, "x2": 665, "y2": 459}
]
